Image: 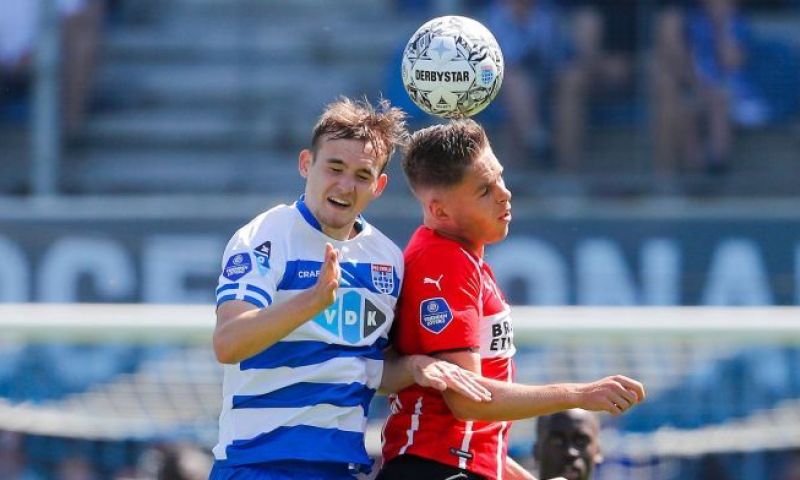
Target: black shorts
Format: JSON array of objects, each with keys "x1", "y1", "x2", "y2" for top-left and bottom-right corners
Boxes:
[{"x1": 376, "y1": 455, "x2": 487, "y2": 480}]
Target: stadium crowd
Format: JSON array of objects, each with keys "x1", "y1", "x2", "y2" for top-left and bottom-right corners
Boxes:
[{"x1": 388, "y1": 0, "x2": 800, "y2": 188}]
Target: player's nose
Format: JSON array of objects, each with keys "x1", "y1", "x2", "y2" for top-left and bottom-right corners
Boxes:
[{"x1": 497, "y1": 180, "x2": 511, "y2": 202}]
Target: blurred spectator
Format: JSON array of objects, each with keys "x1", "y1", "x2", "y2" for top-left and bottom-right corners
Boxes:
[
  {"x1": 662, "y1": 0, "x2": 769, "y2": 176},
  {"x1": 0, "y1": 0, "x2": 104, "y2": 138},
  {"x1": 483, "y1": 0, "x2": 567, "y2": 167},
  {"x1": 0, "y1": 431, "x2": 40, "y2": 480},
  {"x1": 136, "y1": 443, "x2": 212, "y2": 480},
  {"x1": 650, "y1": 7, "x2": 702, "y2": 177},
  {"x1": 532, "y1": 409, "x2": 602, "y2": 480},
  {"x1": 554, "y1": 1, "x2": 638, "y2": 173},
  {"x1": 55, "y1": 456, "x2": 97, "y2": 480}
]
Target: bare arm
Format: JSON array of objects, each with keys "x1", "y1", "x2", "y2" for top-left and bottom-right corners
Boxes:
[
  {"x1": 437, "y1": 351, "x2": 645, "y2": 421},
  {"x1": 380, "y1": 348, "x2": 491, "y2": 402},
  {"x1": 212, "y1": 243, "x2": 339, "y2": 364}
]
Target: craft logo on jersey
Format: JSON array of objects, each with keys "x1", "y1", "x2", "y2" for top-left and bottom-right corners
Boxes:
[
  {"x1": 313, "y1": 292, "x2": 388, "y2": 344},
  {"x1": 419, "y1": 297, "x2": 453, "y2": 334},
  {"x1": 253, "y1": 240, "x2": 271, "y2": 276},
  {"x1": 371, "y1": 263, "x2": 394, "y2": 294},
  {"x1": 223, "y1": 253, "x2": 252, "y2": 281}
]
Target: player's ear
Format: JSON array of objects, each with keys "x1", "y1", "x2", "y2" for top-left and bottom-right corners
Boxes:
[
  {"x1": 428, "y1": 197, "x2": 449, "y2": 221},
  {"x1": 373, "y1": 173, "x2": 388, "y2": 197},
  {"x1": 299, "y1": 149, "x2": 313, "y2": 178},
  {"x1": 593, "y1": 446, "x2": 604, "y2": 465}
]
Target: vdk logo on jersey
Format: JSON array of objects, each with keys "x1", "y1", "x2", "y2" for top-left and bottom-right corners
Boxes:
[
  {"x1": 253, "y1": 240, "x2": 271, "y2": 276},
  {"x1": 223, "y1": 253, "x2": 252, "y2": 281},
  {"x1": 313, "y1": 291, "x2": 387, "y2": 344},
  {"x1": 371, "y1": 264, "x2": 394, "y2": 294}
]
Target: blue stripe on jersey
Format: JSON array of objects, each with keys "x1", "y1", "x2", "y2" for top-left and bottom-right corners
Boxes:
[
  {"x1": 216, "y1": 294, "x2": 237, "y2": 307},
  {"x1": 278, "y1": 260, "x2": 399, "y2": 297},
  {"x1": 245, "y1": 284, "x2": 272, "y2": 304},
  {"x1": 216, "y1": 283, "x2": 239, "y2": 296},
  {"x1": 217, "y1": 294, "x2": 266, "y2": 309},
  {"x1": 240, "y1": 337, "x2": 388, "y2": 370},
  {"x1": 294, "y1": 196, "x2": 365, "y2": 235},
  {"x1": 210, "y1": 460, "x2": 357, "y2": 480},
  {"x1": 242, "y1": 295, "x2": 265, "y2": 308},
  {"x1": 295, "y1": 197, "x2": 322, "y2": 232},
  {"x1": 222, "y1": 425, "x2": 372, "y2": 469},
  {"x1": 232, "y1": 382, "x2": 375, "y2": 412}
]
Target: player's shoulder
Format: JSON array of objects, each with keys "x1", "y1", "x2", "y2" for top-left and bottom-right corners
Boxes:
[
  {"x1": 233, "y1": 203, "x2": 297, "y2": 244},
  {"x1": 406, "y1": 227, "x2": 477, "y2": 268},
  {"x1": 361, "y1": 220, "x2": 403, "y2": 259}
]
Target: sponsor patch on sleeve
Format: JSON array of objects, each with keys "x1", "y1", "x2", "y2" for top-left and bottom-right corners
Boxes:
[
  {"x1": 223, "y1": 253, "x2": 252, "y2": 281},
  {"x1": 253, "y1": 240, "x2": 272, "y2": 275},
  {"x1": 419, "y1": 297, "x2": 453, "y2": 334}
]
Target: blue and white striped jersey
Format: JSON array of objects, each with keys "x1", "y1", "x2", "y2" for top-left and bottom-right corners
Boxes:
[{"x1": 212, "y1": 198, "x2": 403, "y2": 470}]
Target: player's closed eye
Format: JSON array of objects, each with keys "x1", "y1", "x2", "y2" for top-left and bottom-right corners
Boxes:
[{"x1": 573, "y1": 435, "x2": 590, "y2": 449}]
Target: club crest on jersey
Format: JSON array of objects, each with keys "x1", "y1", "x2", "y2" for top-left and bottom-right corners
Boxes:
[
  {"x1": 223, "y1": 253, "x2": 252, "y2": 281},
  {"x1": 371, "y1": 263, "x2": 394, "y2": 294},
  {"x1": 253, "y1": 240, "x2": 272, "y2": 275},
  {"x1": 420, "y1": 297, "x2": 453, "y2": 334}
]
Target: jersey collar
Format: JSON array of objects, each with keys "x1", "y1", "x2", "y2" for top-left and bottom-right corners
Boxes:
[{"x1": 295, "y1": 195, "x2": 365, "y2": 236}]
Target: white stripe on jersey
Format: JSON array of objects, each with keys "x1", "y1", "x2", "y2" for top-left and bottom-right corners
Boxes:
[
  {"x1": 458, "y1": 420, "x2": 475, "y2": 470},
  {"x1": 214, "y1": 404, "x2": 366, "y2": 458},
  {"x1": 459, "y1": 248, "x2": 484, "y2": 317},
  {"x1": 399, "y1": 396, "x2": 423, "y2": 455},
  {"x1": 496, "y1": 421, "x2": 507, "y2": 480},
  {"x1": 496, "y1": 359, "x2": 514, "y2": 479},
  {"x1": 224, "y1": 357, "x2": 385, "y2": 397}
]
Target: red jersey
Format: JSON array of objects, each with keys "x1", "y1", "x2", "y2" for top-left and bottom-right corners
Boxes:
[{"x1": 382, "y1": 227, "x2": 516, "y2": 480}]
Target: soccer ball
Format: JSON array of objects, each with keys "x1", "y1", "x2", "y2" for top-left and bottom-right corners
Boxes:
[{"x1": 401, "y1": 15, "x2": 504, "y2": 118}]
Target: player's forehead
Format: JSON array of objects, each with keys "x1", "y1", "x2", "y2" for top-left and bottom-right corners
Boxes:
[
  {"x1": 315, "y1": 136, "x2": 383, "y2": 172},
  {"x1": 547, "y1": 414, "x2": 597, "y2": 436},
  {"x1": 466, "y1": 146, "x2": 502, "y2": 180}
]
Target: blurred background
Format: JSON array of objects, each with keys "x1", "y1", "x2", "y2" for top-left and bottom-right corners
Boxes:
[{"x1": 1, "y1": 0, "x2": 799, "y2": 478}]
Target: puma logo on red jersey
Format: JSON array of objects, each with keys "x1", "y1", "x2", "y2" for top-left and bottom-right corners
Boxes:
[{"x1": 423, "y1": 274, "x2": 444, "y2": 291}]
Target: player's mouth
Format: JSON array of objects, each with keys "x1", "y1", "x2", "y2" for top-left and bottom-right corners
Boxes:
[
  {"x1": 562, "y1": 465, "x2": 583, "y2": 480},
  {"x1": 499, "y1": 209, "x2": 512, "y2": 222},
  {"x1": 327, "y1": 196, "x2": 352, "y2": 210}
]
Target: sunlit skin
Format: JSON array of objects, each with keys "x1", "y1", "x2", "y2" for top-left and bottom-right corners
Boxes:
[
  {"x1": 299, "y1": 136, "x2": 388, "y2": 241},
  {"x1": 424, "y1": 144, "x2": 512, "y2": 257}
]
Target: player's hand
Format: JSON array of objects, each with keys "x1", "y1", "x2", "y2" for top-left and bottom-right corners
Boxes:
[
  {"x1": 573, "y1": 375, "x2": 646, "y2": 415},
  {"x1": 408, "y1": 355, "x2": 492, "y2": 402},
  {"x1": 311, "y1": 243, "x2": 340, "y2": 311}
]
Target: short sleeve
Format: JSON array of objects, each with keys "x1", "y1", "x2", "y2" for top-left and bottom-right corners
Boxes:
[
  {"x1": 216, "y1": 226, "x2": 282, "y2": 310},
  {"x1": 402, "y1": 245, "x2": 482, "y2": 354}
]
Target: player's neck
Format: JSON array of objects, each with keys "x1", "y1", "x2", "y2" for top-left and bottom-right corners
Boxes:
[
  {"x1": 424, "y1": 221, "x2": 484, "y2": 258},
  {"x1": 321, "y1": 223, "x2": 358, "y2": 241}
]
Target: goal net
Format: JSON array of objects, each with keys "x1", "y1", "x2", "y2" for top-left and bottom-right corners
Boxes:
[{"x1": 1, "y1": 305, "x2": 799, "y2": 479}]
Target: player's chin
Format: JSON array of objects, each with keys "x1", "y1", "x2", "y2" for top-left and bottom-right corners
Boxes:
[
  {"x1": 320, "y1": 210, "x2": 356, "y2": 230},
  {"x1": 497, "y1": 220, "x2": 510, "y2": 236},
  {"x1": 486, "y1": 227, "x2": 509, "y2": 245}
]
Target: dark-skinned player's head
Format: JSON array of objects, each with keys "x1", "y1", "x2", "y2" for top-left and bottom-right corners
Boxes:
[{"x1": 534, "y1": 409, "x2": 603, "y2": 480}]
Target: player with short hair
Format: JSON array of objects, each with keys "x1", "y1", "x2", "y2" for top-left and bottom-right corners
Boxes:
[
  {"x1": 534, "y1": 409, "x2": 602, "y2": 480},
  {"x1": 209, "y1": 98, "x2": 491, "y2": 480},
  {"x1": 379, "y1": 120, "x2": 645, "y2": 480}
]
